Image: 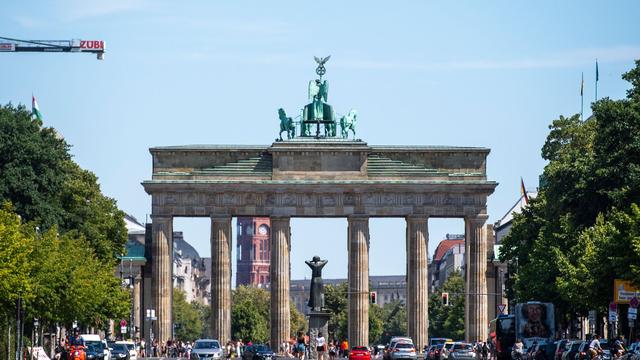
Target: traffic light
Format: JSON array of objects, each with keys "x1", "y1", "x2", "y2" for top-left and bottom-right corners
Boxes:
[
  {"x1": 370, "y1": 291, "x2": 377, "y2": 304},
  {"x1": 442, "y1": 292, "x2": 449, "y2": 306}
]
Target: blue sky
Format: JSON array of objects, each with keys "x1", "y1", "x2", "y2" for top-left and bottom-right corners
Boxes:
[{"x1": 1, "y1": 1, "x2": 639, "y2": 281}]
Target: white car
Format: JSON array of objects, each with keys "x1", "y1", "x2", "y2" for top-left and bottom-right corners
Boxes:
[
  {"x1": 81, "y1": 334, "x2": 111, "y2": 360},
  {"x1": 116, "y1": 341, "x2": 137, "y2": 360}
]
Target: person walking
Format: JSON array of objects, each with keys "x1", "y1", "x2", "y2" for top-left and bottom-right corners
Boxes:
[{"x1": 316, "y1": 332, "x2": 327, "y2": 360}]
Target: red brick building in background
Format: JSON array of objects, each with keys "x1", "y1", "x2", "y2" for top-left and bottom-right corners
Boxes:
[{"x1": 236, "y1": 217, "x2": 271, "y2": 287}]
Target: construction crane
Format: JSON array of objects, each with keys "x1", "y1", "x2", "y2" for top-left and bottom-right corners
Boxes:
[{"x1": 0, "y1": 36, "x2": 105, "y2": 60}]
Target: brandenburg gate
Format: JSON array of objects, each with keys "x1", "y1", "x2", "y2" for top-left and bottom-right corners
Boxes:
[{"x1": 142, "y1": 58, "x2": 497, "y2": 350}]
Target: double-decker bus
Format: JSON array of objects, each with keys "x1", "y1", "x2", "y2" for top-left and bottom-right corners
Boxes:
[{"x1": 489, "y1": 314, "x2": 516, "y2": 360}]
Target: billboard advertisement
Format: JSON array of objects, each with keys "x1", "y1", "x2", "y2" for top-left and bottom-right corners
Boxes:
[
  {"x1": 515, "y1": 302, "x2": 555, "y2": 341},
  {"x1": 614, "y1": 279, "x2": 639, "y2": 304}
]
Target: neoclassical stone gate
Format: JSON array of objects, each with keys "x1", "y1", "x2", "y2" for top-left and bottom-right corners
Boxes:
[{"x1": 142, "y1": 139, "x2": 497, "y2": 349}]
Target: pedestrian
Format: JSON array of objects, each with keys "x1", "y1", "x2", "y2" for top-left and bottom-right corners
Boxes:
[
  {"x1": 341, "y1": 339, "x2": 349, "y2": 358},
  {"x1": 329, "y1": 342, "x2": 336, "y2": 360},
  {"x1": 140, "y1": 338, "x2": 146, "y2": 358},
  {"x1": 482, "y1": 342, "x2": 488, "y2": 360},
  {"x1": 317, "y1": 332, "x2": 327, "y2": 360}
]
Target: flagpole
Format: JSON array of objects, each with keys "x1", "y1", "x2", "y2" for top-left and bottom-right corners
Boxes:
[
  {"x1": 595, "y1": 59, "x2": 599, "y2": 102},
  {"x1": 581, "y1": 72, "x2": 584, "y2": 121}
]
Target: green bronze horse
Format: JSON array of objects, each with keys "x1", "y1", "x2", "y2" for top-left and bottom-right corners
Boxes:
[
  {"x1": 278, "y1": 108, "x2": 295, "y2": 140},
  {"x1": 340, "y1": 109, "x2": 357, "y2": 139}
]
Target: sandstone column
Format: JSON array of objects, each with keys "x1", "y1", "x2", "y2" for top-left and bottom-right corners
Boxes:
[
  {"x1": 465, "y1": 215, "x2": 489, "y2": 342},
  {"x1": 151, "y1": 215, "x2": 173, "y2": 343},
  {"x1": 270, "y1": 216, "x2": 291, "y2": 352},
  {"x1": 211, "y1": 216, "x2": 232, "y2": 344},
  {"x1": 348, "y1": 215, "x2": 370, "y2": 347},
  {"x1": 406, "y1": 216, "x2": 429, "y2": 351}
]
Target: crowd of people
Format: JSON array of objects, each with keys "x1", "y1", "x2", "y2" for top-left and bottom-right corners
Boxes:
[{"x1": 279, "y1": 331, "x2": 350, "y2": 360}]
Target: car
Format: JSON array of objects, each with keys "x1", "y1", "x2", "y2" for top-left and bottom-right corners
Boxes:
[
  {"x1": 554, "y1": 340, "x2": 570, "y2": 360},
  {"x1": 109, "y1": 343, "x2": 130, "y2": 360},
  {"x1": 386, "y1": 338, "x2": 414, "y2": 360},
  {"x1": 350, "y1": 346, "x2": 372, "y2": 360},
  {"x1": 81, "y1": 334, "x2": 111, "y2": 360},
  {"x1": 242, "y1": 344, "x2": 275, "y2": 360},
  {"x1": 429, "y1": 344, "x2": 445, "y2": 360},
  {"x1": 85, "y1": 342, "x2": 106, "y2": 360},
  {"x1": 448, "y1": 343, "x2": 476, "y2": 360},
  {"x1": 440, "y1": 342, "x2": 457, "y2": 360},
  {"x1": 561, "y1": 341, "x2": 583, "y2": 360},
  {"x1": 531, "y1": 342, "x2": 554, "y2": 360},
  {"x1": 390, "y1": 342, "x2": 417, "y2": 360},
  {"x1": 115, "y1": 341, "x2": 137, "y2": 360},
  {"x1": 191, "y1": 339, "x2": 224, "y2": 360},
  {"x1": 431, "y1": 339, "x2": 454, "y2": 347}
]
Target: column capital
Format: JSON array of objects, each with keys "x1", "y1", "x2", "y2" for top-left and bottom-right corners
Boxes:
[
  {"x1": 150, "y1": 214, "x2": 172, "y2": 221},
  {"x1": 406, "y1": 215, "x2": 429, "y2": 222},
  {"x1": 466, "y1": 214, "x2": 490, "y2": 223},
  {"x1": 210, "y1": 215, "x2": 232, "y2": 221},
  {"x1": 270, "y1": 215, "x2": 291, "y2": 221},
  {"x1": 348, "y1": 214, "x2": 369, "y2": 221}
]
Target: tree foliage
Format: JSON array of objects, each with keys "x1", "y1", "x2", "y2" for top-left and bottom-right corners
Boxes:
[
  {"x1": 173, "y1": 289, "x2": 204, "y2": 341},
  {"x1": 0, "y1": 205, "x2": 129, "y2": 331},
  {"x1": 428, "y1": 271, "x2": 465, "y2": 340},
  {"x1": 0, "y1": 104, "x2": 127, "y2": 264},
  {"x1": 324, "y1": 283, "x2": 348, "y2": 341},
  {"x1": 500, "y1": 60, "x2": 640, "y2": 324},
  {"x1": 231, "y1": 286, "x2": 270, "y2": 343},
  {"x1": 0, "y1": 102, "x2": 130, "y2": 349},
  {"x1": 0, "y1": 104, "x2": 70, "y2": 229}
]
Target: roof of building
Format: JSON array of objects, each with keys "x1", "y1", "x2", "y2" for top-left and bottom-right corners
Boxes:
[
  {"x1": 494, "y1": 191, "x2": 538, "y2": 230},
  {"x1": 433, "y1": 239, "x2": 465, "y2": 262},
  {"x1": 174, "y1": 232, "x2": 201, "y2": 260},
  {"x1": 124, "y1": 213, "x2": 145, "y2": 233}
]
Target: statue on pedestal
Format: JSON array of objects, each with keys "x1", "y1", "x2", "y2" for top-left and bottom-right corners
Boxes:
[
  {"x1": 276, "y1": 56, "x2": 359, "y2": 140},
  {"x1": 305, "y1": 256, "x2": 328, "y2": 311}
]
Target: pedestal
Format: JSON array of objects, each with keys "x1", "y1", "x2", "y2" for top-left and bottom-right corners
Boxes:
[{"x1": 308, "y1": 311, "x2": 331, "y2": 360}]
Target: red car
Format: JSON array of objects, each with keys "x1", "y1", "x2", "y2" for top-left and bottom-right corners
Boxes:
[{"x1": 350, "y1": 346, "x2": 372, "y2": 360}]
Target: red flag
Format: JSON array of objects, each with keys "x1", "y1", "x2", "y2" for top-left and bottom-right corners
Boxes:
[{"x1": 521, "y1": 177, "x2": 529, "y2": 205}]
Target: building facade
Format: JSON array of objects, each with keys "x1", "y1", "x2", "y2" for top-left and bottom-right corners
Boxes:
[
  {"x1": 429, "y1": 234, "x2": 465, "y2": 291},
  {"x1": 291, "y1": 275, "x2": 407, "y2": 315},
  {"x1": 236, "y1": 217, "x2": 271, "y2": 287}
]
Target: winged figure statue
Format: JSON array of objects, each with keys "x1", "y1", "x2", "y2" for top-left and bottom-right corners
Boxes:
[{"x1": 314, "y1": 55, "x2": 331, "y2": 66}]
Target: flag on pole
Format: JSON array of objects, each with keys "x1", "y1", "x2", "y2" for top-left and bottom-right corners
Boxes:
[
  {"x1": 581, "y1": 72, "x2": 584, "y2": 121},
  {"x1": 595, "y1": 59, "x2": 599, "y2": 101},
  {"x1": 32, "y1": 95, "x2": 43, "y2": 121},
  {"x1": 520, "y1": 177, "x2": 529, "y2": 205}
]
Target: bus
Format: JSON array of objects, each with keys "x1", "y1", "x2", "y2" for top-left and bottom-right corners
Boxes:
[{"x1": 489, "y1": 314, "x2": 516, "y2": 360}]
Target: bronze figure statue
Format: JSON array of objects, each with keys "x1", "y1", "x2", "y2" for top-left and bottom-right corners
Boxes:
[{"x1": 305, "y1": 256, "x2": 328, "y2": 311}]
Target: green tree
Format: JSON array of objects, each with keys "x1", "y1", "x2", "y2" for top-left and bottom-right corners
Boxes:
[
  {"x1": 58, "y1": 161, "x2": 127, "y2": 263},
  {"x1": 324, "y1": 283, "x2": 348, "y2": 341},
  {"x1": 369, "y1": 303, "x2": 384, "y2": 344},
  {"x1": 0, "y1": 104, "x2": 70, "y2": 229},
  {"x1": 193, "y1": 301, "x2": 212, "y2": 338},
  {"x1": 378, "y1": 300, "x2": 407, "y2": 344},
  {"x1": 290, "y1": 302, "x2": 307, "y2": 337},
  {"x1": 173, "y1": 289, "x2": 203, "y2": 341},
  {"x1": 500, "y1": 60, "x2": 640, "y2": 330},
  {"x1": 429, "y1": 271, "x2": 465, "y2": 340},
  {"x1": 0, "y1": 204, "x2": 34, "y2": 318},
  {"x1": 231, "y1": 286, "x2": 270, "y2": 343}
]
